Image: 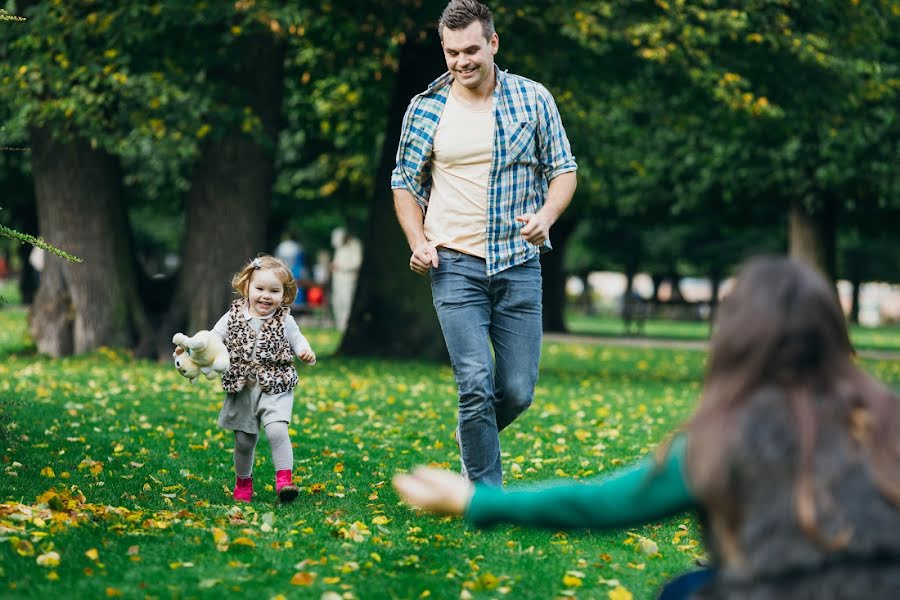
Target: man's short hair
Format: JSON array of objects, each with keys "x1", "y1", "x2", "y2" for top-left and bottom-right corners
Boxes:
[{"x1": 438, "y1": 0, "x2": 495, "y2": 41}]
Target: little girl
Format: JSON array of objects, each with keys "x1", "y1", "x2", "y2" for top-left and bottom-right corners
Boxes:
[{"x1": 210, "y1": 254, "x2": 316, "y2": 503}]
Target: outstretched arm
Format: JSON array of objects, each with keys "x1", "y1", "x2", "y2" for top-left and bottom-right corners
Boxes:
[{"x1": 395, "y1": 436, "x2": 696, "y2": 532}]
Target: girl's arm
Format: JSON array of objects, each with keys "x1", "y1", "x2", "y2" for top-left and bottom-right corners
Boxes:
[
  {"x1": 395, "y1": 436, "x2": 697, "y2": 532},
  {"x1": 210, "y1": 312, "x2": 230, "y2": 340},
  {"x1": 285, "y1": 316, "x2": 316, "y2": 364}
]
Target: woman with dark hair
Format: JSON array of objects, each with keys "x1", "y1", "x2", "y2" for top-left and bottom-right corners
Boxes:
[{"x1": 394, "y1": 256, "x2": 900, "y2": 598}]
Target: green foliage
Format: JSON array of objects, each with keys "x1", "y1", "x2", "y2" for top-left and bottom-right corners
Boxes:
[
  {"x1": 0, "y1": 8, "x2": 25, "y2": 22},
  {"x1": 0, "y1": 223, "x2": 81, "y2": 262}
]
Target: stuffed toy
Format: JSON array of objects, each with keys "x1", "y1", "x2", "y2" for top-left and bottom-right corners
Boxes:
[{"x1": 172, "y1": 330, "x2": 230, "y2": 384}]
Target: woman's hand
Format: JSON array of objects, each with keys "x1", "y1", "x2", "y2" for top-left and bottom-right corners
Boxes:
[
  {"x1": 298, "y1": 349, "x2": 316, "y2": 364},
  {"x1": 393, "y1": 467, "x2": 475, "y2": 516}
]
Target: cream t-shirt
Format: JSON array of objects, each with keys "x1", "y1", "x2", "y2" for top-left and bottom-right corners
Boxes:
[{"x1": 423, "y1": 88, "x2": 495, "y2": 258}]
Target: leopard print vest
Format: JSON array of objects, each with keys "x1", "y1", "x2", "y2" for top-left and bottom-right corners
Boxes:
[{"x1": 221, "y1": 299, "x2": 298, "y2": 394}]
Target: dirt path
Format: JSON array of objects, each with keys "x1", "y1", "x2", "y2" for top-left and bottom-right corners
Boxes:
[{"x1": 543, "y1": 332, "x2": 900, "y2": 361}]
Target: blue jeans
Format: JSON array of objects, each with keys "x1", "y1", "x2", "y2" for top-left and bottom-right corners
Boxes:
[{"x1": 430, "y1": 249, "x2": 542, "y2": 487}]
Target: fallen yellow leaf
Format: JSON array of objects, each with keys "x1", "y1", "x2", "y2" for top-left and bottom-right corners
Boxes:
[
  {"x1": 608, "y1": 586, "x2": 633, "y2": 600},
  {"x1": 36, "y1": 551, "x2": 61, "y2": 567},
  {"x1": 290, "y1": 571, "x2": 316, "y2": 586}
]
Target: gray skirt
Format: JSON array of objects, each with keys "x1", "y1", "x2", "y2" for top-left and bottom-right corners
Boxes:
[{"x1": 217, "y1": 379, "x2": 294, "y2": 434}]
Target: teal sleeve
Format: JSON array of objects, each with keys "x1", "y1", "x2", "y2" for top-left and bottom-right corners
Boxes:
[{"x1": 465, "y1": 435, "x2": 698, "y2": 531}]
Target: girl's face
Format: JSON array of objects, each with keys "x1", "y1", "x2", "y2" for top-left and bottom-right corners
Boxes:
[{"x1": 247, "y1": 268, "x2": 285, "y2": 317}]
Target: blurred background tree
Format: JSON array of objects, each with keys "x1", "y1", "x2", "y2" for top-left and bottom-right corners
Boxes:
[{"x1": 1, "y1": 0, "x2": 897, "y2": 358}]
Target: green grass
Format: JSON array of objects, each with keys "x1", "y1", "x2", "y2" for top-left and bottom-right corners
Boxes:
[
  {"x1": 566, "y1": 312, "x2": 900, "y2": 353},
  {"x1": 0, "y1": 279, "x2": 22, "y2": 307},
  {"x1": 1, "y1": 309, "x2": 898, "y2": 599}
]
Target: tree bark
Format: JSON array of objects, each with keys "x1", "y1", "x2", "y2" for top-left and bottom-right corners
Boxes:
[
  {"x1": 849, "y1": 278, "x2": 861, "y2": 325},
  {"x1": 338, "y1": 27, "x2": 448, "y2": 360},
  {"x1": 789, "y1": 196, "x2": 836, "y2": 280},
  {"x1": 27, "y1": 254, "x2": 73, "y2": 356},
  {"x1": 145, "y1": 33, "x2": 285, "y2": 357},
  {"x1": 541, "y1": 217, "x2": 576, "y2": 333},
  {"x1": 28, "y1": 127, "x2": 146, "y2": 355}
]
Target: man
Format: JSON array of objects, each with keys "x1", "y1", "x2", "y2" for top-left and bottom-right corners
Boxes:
[{"x1": 391, "y1": 0, "x2": 577, "y2": 487}]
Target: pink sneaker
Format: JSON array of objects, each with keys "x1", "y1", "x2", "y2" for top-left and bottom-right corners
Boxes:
[
  {"x1": 233, "y1": 476, "x2": 253, "y2": 503},
  {"x1": 275, "y1": 469, "x2": 299, "y2": 503}
]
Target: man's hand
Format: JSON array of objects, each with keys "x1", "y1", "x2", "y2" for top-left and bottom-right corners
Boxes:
[
  {"x1": 393, "y1": 467, "x2": 475, "y2": 516},
  {"x1": 515, "y1": 212, "x2": 552, "y2": 245},
  {"x1": 409, "y1": 241, "x2": 439, "y2": 275}
]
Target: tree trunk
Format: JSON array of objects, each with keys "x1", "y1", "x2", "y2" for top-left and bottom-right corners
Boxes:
[
  {"x1": 708, "y1": 272, "x2": 721, "y2": 337},
  {"x1": 651, "y1": 274, "x2": 663, "y2": 304},
  {"x1": 578, "y1": 269, "x2": 593, "y2": 315},
  {"x1": 541, "y1": 218, "x2": 576, "y2": 333},
  {"x1": 145, "y1": 33, "x2": 285, "y2": 357},
  {"x1": 789, "y1": 196, "x2": 836, "y2": 280},
  {"x1": 6, "y1": 176, "x2": 39, "y2": 304},
  {"x1": 338, "y1": 27, "x2": 448, "y2": 360},
  {"x1": 17, "y1": 238, "x2": 37, "y2": 305},
  {"x1": 27, "y1": 254, "x2": 73, "y2": 356},
  {"x1": 28, "y1": 127, "x2": 146, "y2": 355},
  {"x1": 849, "y1": 277, "x2": 861, "y2": 325}
]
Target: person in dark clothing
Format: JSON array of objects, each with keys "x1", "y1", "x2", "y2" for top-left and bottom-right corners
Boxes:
[{"x1": 395, "y1": 255, "x2": 900, "y2": 599}]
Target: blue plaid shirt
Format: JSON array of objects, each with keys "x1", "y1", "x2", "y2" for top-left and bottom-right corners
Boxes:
[{"x1": 390, "y1": 66, "x2": 577, "y2": 275}]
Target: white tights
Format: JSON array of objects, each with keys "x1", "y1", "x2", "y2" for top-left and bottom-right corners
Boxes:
[{"x1": 233, "y1": 421, "x2": 293, "y2": 478}]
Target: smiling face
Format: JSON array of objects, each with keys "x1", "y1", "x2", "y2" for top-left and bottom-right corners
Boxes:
[
  {"x1": 441, "y1": 20, "x2": 498, "y2": 95},
  {"x1": 247, "y1": 268, "x2": 285, "y2": 318}
]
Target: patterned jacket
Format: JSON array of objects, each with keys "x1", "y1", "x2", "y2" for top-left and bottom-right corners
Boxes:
[
  {"x1": 696, "y1": 387, "x2": 900, "y2": 599},
  {"x1": 221, "y1": 300, "x2": 298, "y2": 394}
]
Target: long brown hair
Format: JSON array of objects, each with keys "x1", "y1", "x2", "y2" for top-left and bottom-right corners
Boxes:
[{"x1": 686, "y1": 256, "x2": 900, "y2": 552}]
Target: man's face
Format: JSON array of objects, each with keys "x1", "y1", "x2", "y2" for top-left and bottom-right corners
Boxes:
[{"x1": 441, "y1": 21, "x2": 498, "y2": 92}]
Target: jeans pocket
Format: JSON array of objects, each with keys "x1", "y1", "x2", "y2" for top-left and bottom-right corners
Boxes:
[{"x1": 437, "y1": 248, "x2": 461, "y2": 263}]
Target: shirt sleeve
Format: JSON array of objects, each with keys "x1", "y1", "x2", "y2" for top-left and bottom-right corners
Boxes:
[
  {"x1": 465, "y1": 435, "x2": 696, "y2": 531},
  {"x1": 536, "y1": 85, "x2": 577, "y2": 181},
  {"x1": 285, "y1": 316, "x2": 315, "y2": 364},
  {"x1": 390, "y1": 99, "x2": 416, "y2": 191},
  {"x1": 210, "y1": 312, "x2": 230, "y2": 341},
  {"x1": 389, "y1": 96, "x2": 433, "y2": 210}
]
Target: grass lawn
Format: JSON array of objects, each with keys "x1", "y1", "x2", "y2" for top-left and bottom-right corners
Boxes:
[
  {"x1": 2, "y1": 307, "x2": 899, "y2": 599},
  {"x1": 566, "y1": 311, "x2": 900, "y2": 353}
]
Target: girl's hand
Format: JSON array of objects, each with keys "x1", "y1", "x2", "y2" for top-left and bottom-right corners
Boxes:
[
  {"x1": 392, "y1": 467, "x2": 474, "y2": 516},
  {"x1": 298, "y1": 349, "x2": 316, "y2": 364}
]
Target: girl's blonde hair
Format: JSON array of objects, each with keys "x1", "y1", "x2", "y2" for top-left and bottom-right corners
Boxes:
[{"x1": 231, "y1": 253, "x2": 298, "y2": 306}]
